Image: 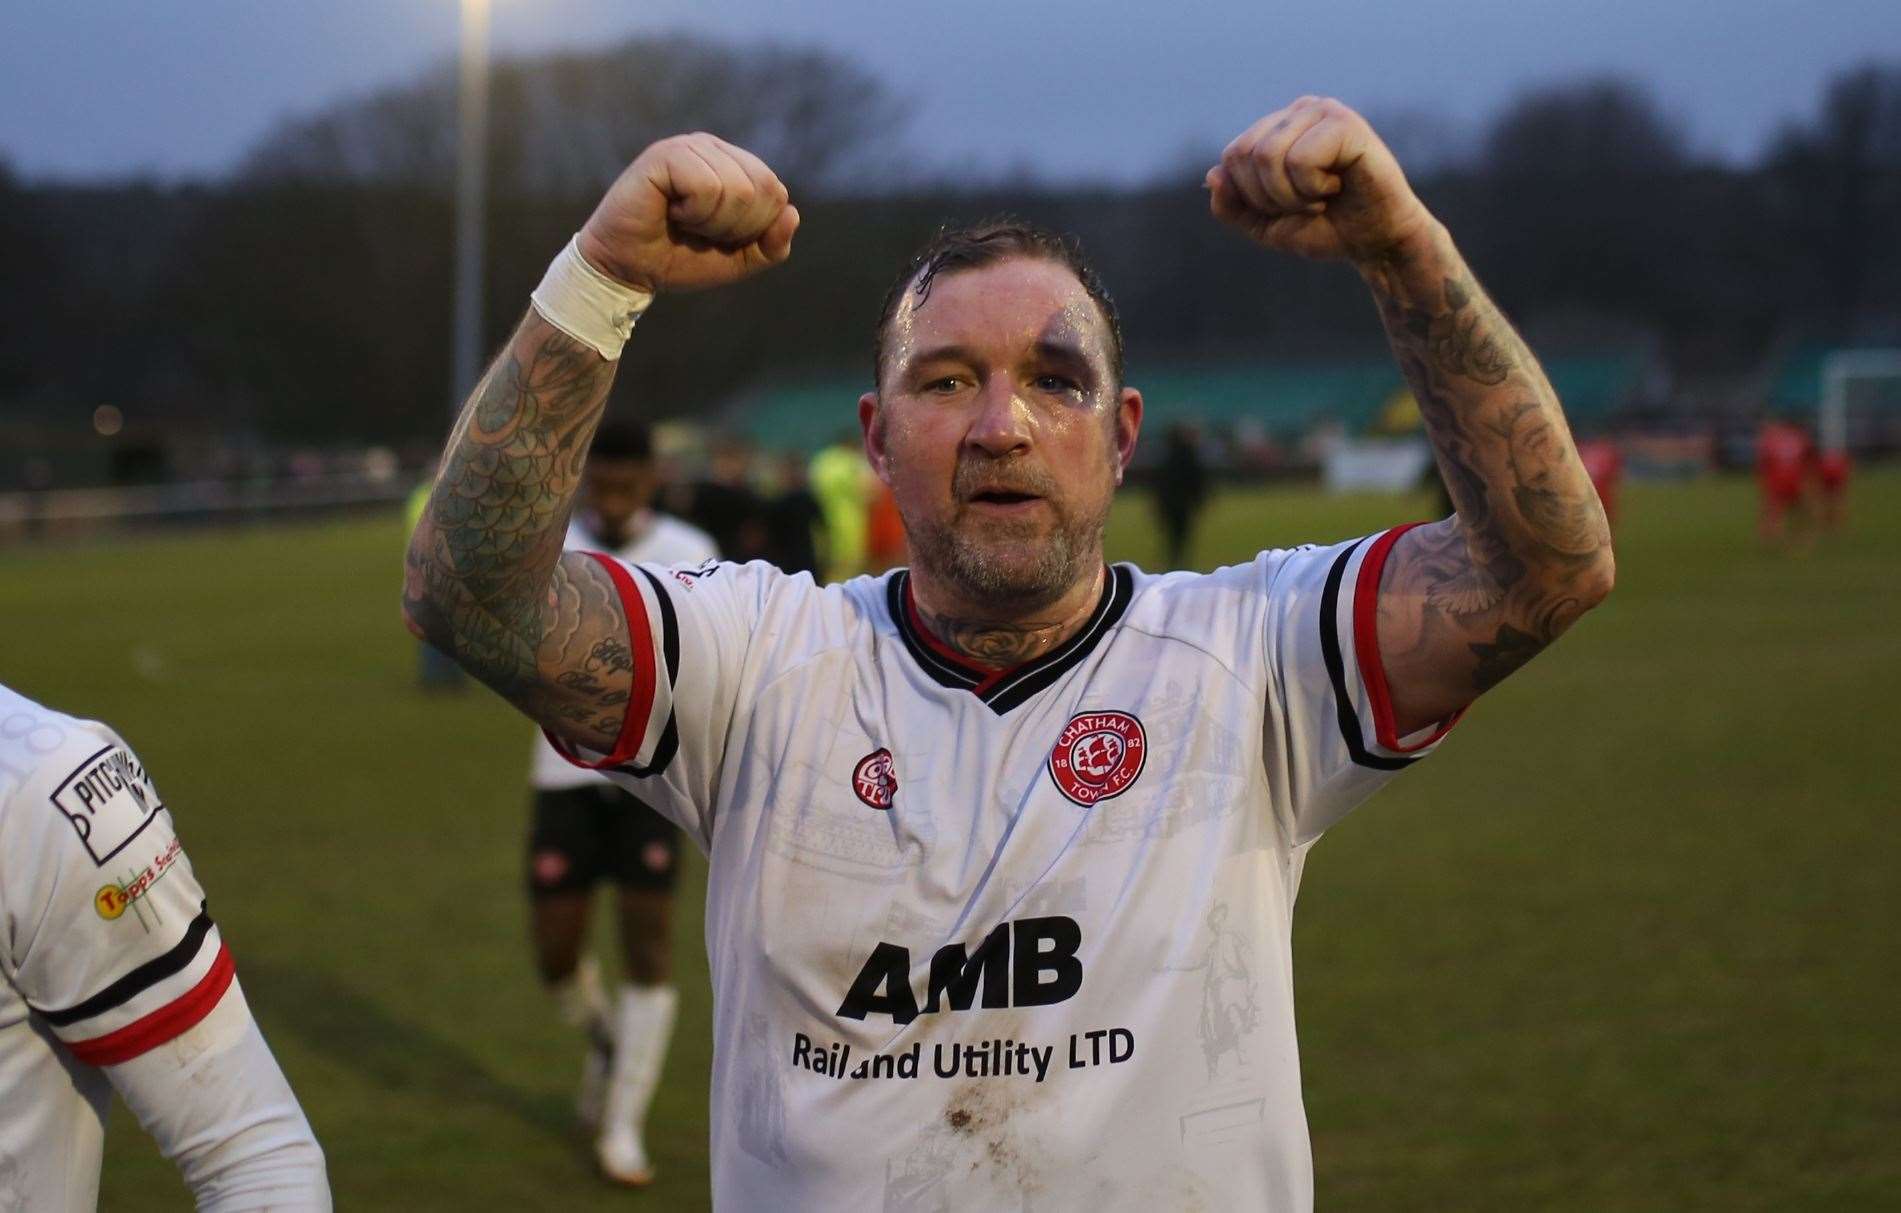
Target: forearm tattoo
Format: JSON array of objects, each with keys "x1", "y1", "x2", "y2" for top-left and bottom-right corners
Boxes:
[
  {"x1": 403, "y1": 314, "x2": 632, "y2": 744},
  {"x1": 1363, "y1": 231, "x2": 1613, "y2": 692}
]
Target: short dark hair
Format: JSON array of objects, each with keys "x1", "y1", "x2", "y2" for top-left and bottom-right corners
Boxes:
[
  {"x1": 873, "y1": 218, "x2": 1124, "y2": 391},
  {"x1": 589, "y1": 419, "x2": 652, "y2": 462}
]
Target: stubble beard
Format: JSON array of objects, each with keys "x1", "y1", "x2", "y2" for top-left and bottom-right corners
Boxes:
[{"x1": 903, "y1": 458, "x2": 1112, "y2": 614}]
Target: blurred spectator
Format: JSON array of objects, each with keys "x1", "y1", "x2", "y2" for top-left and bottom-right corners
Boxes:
[
  {"x1": 809, "y1": 436, "x2": 872, "y2": 582},
  {"x1": 865, "y1": 481, "x2": 907, "y2": 574},
  {"x1": 1575, "y1": 436, "x2": 1624, "y2": 533},
  {"x1": 683, "y1": 436, "x2": 769, "y2": 562},
  {"x1": 1755, "y1": 417, "x2": 1817, "y2": 549},
  {"x1": 1153, "y1": 422, "x2": 1210, "y2": 569},
  {"x1": 762, "y1": 451, "x2": 824, "y2": 577}
]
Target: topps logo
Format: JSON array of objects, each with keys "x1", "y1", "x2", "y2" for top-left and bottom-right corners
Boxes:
[{"x1": 836, "y1": 915, "x2": 1082, "y2": 1024}]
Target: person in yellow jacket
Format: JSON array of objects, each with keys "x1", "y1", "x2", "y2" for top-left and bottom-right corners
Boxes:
[{"x1": 807, "y1": 437, "x2": 871, "y2": 583}]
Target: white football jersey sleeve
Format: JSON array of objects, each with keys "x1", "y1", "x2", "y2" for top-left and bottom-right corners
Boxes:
[
  {"x1": 543, "y1": 526, "x2": 1456, "y2": 1210},
  {"x1": 0, "y1": 685, "x2": 328, "y2": 1212}
]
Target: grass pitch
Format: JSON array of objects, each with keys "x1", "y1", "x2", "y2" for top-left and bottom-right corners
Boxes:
[{"x1": 2, "y1": 472, "x2": 1895, "y2": 1210}]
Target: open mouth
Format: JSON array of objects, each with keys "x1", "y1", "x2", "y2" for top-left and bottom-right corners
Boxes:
[{"x1": 969, "y1": 490, "x2": 1040, "y2": 506}]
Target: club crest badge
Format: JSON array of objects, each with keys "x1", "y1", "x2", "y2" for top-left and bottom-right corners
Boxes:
[
  {"x1": 1048, "y1": 711, "x2": 1146, "y2": 806},
  {"x1": 852, "y1": 747, "x2": 898, "y2": 809}
]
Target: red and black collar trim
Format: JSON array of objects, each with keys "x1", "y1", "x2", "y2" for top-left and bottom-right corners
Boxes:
[{"x1": 888, "y1": 565, "x2": 1134, "y2": 714}]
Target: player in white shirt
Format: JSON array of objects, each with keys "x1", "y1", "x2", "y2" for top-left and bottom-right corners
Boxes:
[
  {"x1": 521, "y1": 420, "x2": 718, "y2": 1184},
  {"x1": 0, "y1": 683, "x2": 330, "y2": 1211},
  {"x1": 405, "y1": 98, "x2": 1615, "y2": 1209}
]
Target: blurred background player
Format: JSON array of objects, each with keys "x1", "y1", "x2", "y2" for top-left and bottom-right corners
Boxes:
[
  {"x1": 0, "y1": 682, "x2": 330, "y2": 1211},
  {"x1": 1153, "y1": 421, "x2": 1211, "y2": 567},
  {"x1": 1755, "y1": 415, "x2": 1817, "y2": 548},
  {"x1": 523, "y1": 420, "x2": 717, "y2": 1185},
  {"x1": 1575, "y1": 434, "x2": 1624, "y2": 534},
  {"x1": 1816, "y1": 443, "x2": 1851, "y2": 532},
  {"x1": 809, "y1": 433, "x2": 872, "y2": 581},
  {"x1": 679, "y1": 434, "x2": 769, "y2": 563},
  {"x1": 864, "y1": 479, "x2": 908, "y2": 574},
  {"x1": 762, "y1": 450, "x2": 824, "y2": 577}
]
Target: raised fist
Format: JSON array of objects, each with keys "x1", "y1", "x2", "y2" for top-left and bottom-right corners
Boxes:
[
  {"x1": 577, "y1": 132, "x2": 800, "y2": 293},
  {"x1": 1206, "y1": 97, "x2": 1434, "y2": 264}
]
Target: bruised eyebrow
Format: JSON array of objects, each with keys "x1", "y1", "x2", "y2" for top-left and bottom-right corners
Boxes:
[
  {"x1": 1032, "y1": 340, "x2": 1097, "y2": 379},
  {"x1": 903, "y1": 339, "x2": 1099, "y2": 378}
]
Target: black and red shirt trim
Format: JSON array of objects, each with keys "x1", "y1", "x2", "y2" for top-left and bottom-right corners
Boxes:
[
  {"x1": 541, "y1": 554, "x2": 682, "y2": 779},
  {"x1": 35, "y1": 900, "x2": 235, "y2": 1067},
  {"x1": 1318, "y1": 524, "x2": 1462, "y2": 770},
  {"x1": 888, "y1": 565, "x2": 1134, "y2": 715}
]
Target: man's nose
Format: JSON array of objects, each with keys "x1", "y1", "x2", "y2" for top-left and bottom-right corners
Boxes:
[{"x1": 965, "y1": 376, "x2": 1033, "y2": 457}]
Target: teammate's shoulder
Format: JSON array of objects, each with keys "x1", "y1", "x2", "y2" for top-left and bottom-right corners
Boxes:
[
  {"x1": 642, "y1": 512, "x2": 719, "y2": 561},
  {"x1": 0, "y1": 685, "x2": 122, "y2": 798},
  {"x1": 0, "y1": 687, "x2": 163, "y2": 868}
]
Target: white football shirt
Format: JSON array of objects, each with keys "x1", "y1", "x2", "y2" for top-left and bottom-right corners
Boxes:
[
  {"x1": 549, "y1": 524, "x2": 1455, "y2": 1211},
  {"x1": 529, "y1": 510, "x2": 719, "y2": 791},
  {"x1": 0, "y1": 685, "x2": 327, "y2": 1212}
]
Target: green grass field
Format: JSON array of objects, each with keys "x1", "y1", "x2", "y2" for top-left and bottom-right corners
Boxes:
[{"x1": 4, "y1": 473, "x2": 1897, "y2": 1211}]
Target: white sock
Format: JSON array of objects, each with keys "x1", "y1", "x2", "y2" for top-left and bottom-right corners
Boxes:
[
  {"x1": 550, "y1": 955, "x2": 610, "y2": 1036},
  {"x1": 597, "y1": 983, "x2": 677, "y2": 1174}
]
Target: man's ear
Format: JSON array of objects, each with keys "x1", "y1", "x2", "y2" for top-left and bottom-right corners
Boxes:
[
  {"x1": 859, "y1": 392, "x2": 891, "y2": 484},
  {"x1": 1112, "y1": 387, "x2": 1144, "y2": 485}
]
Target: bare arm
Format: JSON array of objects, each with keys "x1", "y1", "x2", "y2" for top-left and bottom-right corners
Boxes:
[
  {"x1": 1209, "y1": 98, "x2": 1613, "y2": 734},
  {"x1": 401, "y1": 131, "x2": 798, "y2": 749}
]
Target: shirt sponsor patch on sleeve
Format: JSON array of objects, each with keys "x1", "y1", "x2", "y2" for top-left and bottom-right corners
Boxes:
[{"x1": 49, "y1": 743, "x2": 163, "y2": 865}]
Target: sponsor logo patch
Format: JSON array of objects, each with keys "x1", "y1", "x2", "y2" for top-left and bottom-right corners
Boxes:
[
  {"x1": 669, "y1": 559, "x2": 722, "y2": 591},
  {"x1": 49, "y1": 744, "x2": 163, "y2": 866},
  {"x1": 1048, "y1": 711, "x2": 1146, "y2": 806},
  {"x1": 95, "y1": 834, "x2": 185, "y2": 925},
  {"x1": 95, "y1": 884, "x2": 130, "y2": 919},
  {"x1": 852, "y1": 748, "x2": 898, "y2": 809}
]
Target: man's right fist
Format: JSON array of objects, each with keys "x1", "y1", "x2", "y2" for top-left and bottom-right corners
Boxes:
[{"x1": 577, "y1": 133, "x2": 799, "y2": 294}]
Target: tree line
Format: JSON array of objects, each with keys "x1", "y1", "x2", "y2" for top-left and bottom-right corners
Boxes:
[{"x1": 1, "y1": 37, "x2": 1896, "y2": 450}]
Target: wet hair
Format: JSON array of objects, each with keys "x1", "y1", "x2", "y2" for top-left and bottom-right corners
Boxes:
[
  {"x1": 589, "y1": 419, "x2": 652, "y2": 462},
  {"x1": 873, "y1": 218, "x2": 1124, "y2": 391}
]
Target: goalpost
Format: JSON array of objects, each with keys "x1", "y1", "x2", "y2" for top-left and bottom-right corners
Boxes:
[{"x1": 1818, "y1": 349, "x2": 1901, "y2": 453}]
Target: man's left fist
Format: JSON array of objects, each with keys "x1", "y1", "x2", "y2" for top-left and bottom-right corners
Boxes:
[{"x1": 1206, "y1": 97, "x2": 1435, "y2": 264}]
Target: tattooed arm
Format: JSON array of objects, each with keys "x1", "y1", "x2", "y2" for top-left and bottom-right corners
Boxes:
[
  {"x1": 402, "y1": 133, "x2": 798, "y2": 748},
  {"x1": 1361, "y1": 226, "x2": 1614, "y2": 731},
  {"x1": 403, "y1": 315, "x2": 633, "y2": 748},
  {"x1": 1209, "y1": 98, "x2": 1613, "y2": 734}
]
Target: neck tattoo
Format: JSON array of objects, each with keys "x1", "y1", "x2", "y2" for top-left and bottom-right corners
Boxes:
[
  {"x1": 913, "y1": 605, "x2": 1070, "y2": 668},
  {"x1": 912, "y1": 566, "x2": 1105, "y2": 669}
]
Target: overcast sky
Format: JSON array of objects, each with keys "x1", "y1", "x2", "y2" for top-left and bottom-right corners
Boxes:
[{"x1": 5, "y1": 0, "x2": 1898, "y2": 185}]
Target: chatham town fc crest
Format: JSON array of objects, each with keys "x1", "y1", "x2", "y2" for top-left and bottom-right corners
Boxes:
[
  {"x1": 852, "y1": 747, "x2": 899, "y2": 809},
  {"x1": 1047, "y1": 711, "x2": 1147, "y2": 806}
]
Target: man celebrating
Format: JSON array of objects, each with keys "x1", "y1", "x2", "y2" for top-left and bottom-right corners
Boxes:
[
  {"x1": 522, "y1": 420, "x2": 716, "y2": 1184},
  {"x1": 406, "y1": 99, "x2": 1613, "y2": 1208}
]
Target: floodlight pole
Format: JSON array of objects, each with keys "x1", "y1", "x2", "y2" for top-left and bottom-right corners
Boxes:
[{"x1": 451, "y1": 0, "x2": 491, "y2": 413}]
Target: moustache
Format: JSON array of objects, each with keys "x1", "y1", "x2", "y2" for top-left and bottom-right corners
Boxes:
[{"x1": 952, "y1": 459, "x2": 1060, "y2": 503}]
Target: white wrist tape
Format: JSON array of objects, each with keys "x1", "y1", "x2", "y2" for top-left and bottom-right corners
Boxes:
[{"x1": 529, "y1": 236, "x2": 653, "y2": 361}]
